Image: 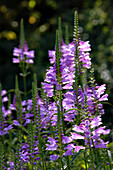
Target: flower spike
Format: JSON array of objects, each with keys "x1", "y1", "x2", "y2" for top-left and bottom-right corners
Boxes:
[
  {"x1": 20, "y1": 18, "x2": 25, "y2": 49},
  {"x1": 73, "y1": 11, "x2": 79, "y2": 43}
]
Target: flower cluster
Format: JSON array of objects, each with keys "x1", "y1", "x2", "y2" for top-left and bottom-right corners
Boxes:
[
  {"x1": 42, "y1": 39, "x2": 110, "y2": 161},
  {"x1": 12, "y1": 44, "x2": 35, "y2": 64},
  {"x1": 0, "y1": 13, "x2": 112, "y2": 169}
]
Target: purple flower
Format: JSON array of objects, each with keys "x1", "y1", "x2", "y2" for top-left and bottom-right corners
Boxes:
[
  {"x1": 80, "y1": 52, "x2": 91, "y2": 68},
  {"x1": 24, "y1": 119, "x2": 31, "y2": 126},
  {"x1": 64, "y1": 143, "x2": 75, "y2": 150},
  {"x1": 74, "y1": 146, "x2": 85, "y2": 152},
  {"x1": 9, "y1": 161, "x2": 14, "y2": 168},
  {"x1": 13, "y1": 120, "x2": 20, "y2": 126},
  {"x1": 93, "y1": 84, "x2": 108, "y2": 102},
  {"x1": 91, "y1": 116, "x2": 102, "y2": 128},
  {"x1": 73, "y1": 125, "x2": 84, "y2": 133},
  {"x1": 93, "y1": 127, "x2": 110, "y2": 136},
  {"x1": 24, "y1": 50, "x2": 34, "y2": 58},
  {"x1": 63, "y1": 143, "x2": 75, "y2": 156},
  {"x1": 78, "y1": 41, "x2": 91, "y2": 52},
  {"x1": 4, "y1": 124, "x2": 13, "y2": 131},
  {"x1": 56, "y1": 84, "x2": 62, "y2": 90},
  {"x1": 69, "y1": 114, "x2": 110, "y2": 149},
  {"x1": 63, "y1": 149, "x2": 73, "y2": 156},
  {"x1": 71, "y1": 132, "x2": 84, "y2": 140},
  {"x1": 46, "y1": 137, "x2": 58, "y2": 151},
  {"x1": 99, "y1": 94, "x2": 108, "y2": 101},
  {"x1": 107, "y1": 162, "x2": 110, "y2": 165},
  {"x1": 62, "y1": 136, "x2": 73, "y2": 144},
  {"x1": 25, "y1": 113, "x2": 34, "y2": 119},
  {"x1": 13, "y1": 44, "x2": 35, "y2": 64},
  {"x1": 9, "y1": 104, "x2": 16, "y2": 110},
  {"x1": 50, "y1": 155, "x2": 59, "y2": 161},
  {"x1": 1, "y1": 90, "x2": 7, "y2": 96},
  {"x1": 19, "y1": 151, "x2": 29, "y2": 162},
  {"x1": 48, "y1": 50, "x2": 55, "y2": 64},
  {"x1": 42, "y1": 83, "x2": 54, "y2": 97},
  {"x1": 0, "y1": 130, "x2": 4, "y2": 136},
  {"x1": 96, "y1": 84, "x2": 106, "y2": 98},
  {"x1": 2, "y1": 96, "x2": 8, "y2": 102},
  {"x1": 95, "y1": 140, "x2": 108, "y2": 149},
  {"x1": 63, "y1": 91, "x2": 76, "y2": 121},
  {"x1": 3, "y1": 109, "x2": 11, "y2": 117}
]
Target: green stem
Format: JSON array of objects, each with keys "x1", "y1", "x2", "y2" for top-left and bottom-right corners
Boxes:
[
  {"x1": 23, "y1": 73, "x2": 27, "y2": 101},
  {"x1": 91, "y1": 139, "x2": 98, "y2": 168},
  {"x1": 57, "y1": 105, "x2": 63, "y2": 169},
  {"x1": 60, "y1": 91, "x2": 65, "y2": 135},
  {"x1": 65, "y1": 25, "x2": 69, "y2": 45},
  {"x1": 0, "y1": 84, "x2": 3, "y2": 131},
  {"x1": 37, "y1": 105, "x2": 45, "y2": 170},
  {"x1": 55, "y1": 30, "x2": 60, "y2": 84},
  {"x1": 88, "y1": 139, "x2": 95, "y2": 169},
  {"x1": 0, "y1": 142, "x2": 3, "y2": 170},
  {"x1": 66, "y1": 156, "x2": 71, "y2": 170},
  {"x1": 21, "y1": 59, "x2": 27, "y2": 101},
  {"x1": 59, "y1": 91, "x2": 70, "y2": 169},
  {"x1": 84, "y1": 151, "x2": 88, "y2": 170}
]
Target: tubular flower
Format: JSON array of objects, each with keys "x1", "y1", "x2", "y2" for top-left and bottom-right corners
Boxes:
[
  {"x1": 13, "y1": 44, "x2": 35, "y2": 64},
  {"x1": 71, "y1": 116, "x2": 110, "y2": 149}
]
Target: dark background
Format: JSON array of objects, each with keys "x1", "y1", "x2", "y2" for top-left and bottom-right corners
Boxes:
[{"x1": 0, "y1": 0, "x2": 113, "y2": 129}]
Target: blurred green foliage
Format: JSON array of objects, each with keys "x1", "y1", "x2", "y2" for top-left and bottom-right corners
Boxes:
[{"x1": 0, "y1": 0, "x2": 113, "y2": 128}]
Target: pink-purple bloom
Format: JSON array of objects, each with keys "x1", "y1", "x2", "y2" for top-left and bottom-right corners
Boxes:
[
  {"x1": 5, "y1": 14, "x2": 111, "y2": 169},
  {"x1": 50, "y1": 154, "x2": 59, "y2": 161},
  {"x1": 71, "y1": 117, "x2": 110, "y2": 149},
  {"x1": 46, "y1": 137, "x2": 58, "y2": 151},
  {"x1": 13, "y1": 44, "x2": 35, "y2": 64}
]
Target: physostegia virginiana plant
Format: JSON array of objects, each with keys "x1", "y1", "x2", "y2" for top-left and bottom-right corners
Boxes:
[{"x1": 0, "y1": 11, "x2": 112, "y2": 170}]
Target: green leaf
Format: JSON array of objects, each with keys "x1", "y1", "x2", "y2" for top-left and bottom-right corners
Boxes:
[
  {"x1": 100, "y1": 101, "x2": 113, "y2": 107},
  {"x1": 7, "y1": 89, "x2": 15, "y2": 94},
  {"x1": 41, "y1": 130, "x2": 56, "y2": 134},
  {"x1": 64, "y1": 107, "x2": 82, "y2": 114},
  {"x1": 65, "y1": 127, "x2": 72, "y2": 134},
  {"x1": 70, "y1": 149, "x2": 85, "y2": 165},
  {"x1": 107, "y1": 142, "x2": 113, "y2": 148}
]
